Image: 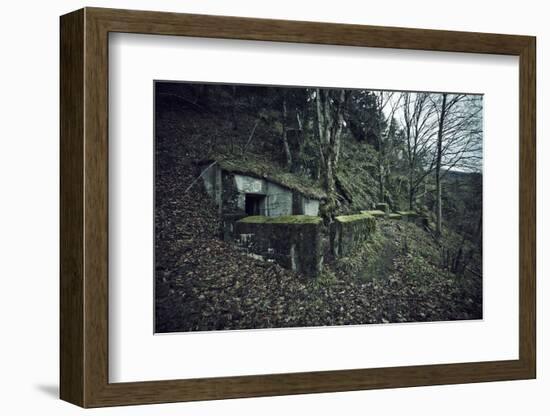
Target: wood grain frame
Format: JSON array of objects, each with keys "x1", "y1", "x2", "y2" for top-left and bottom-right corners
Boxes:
[{"x1": 60, "y1": 7, "x2": 536, "y2": 408}]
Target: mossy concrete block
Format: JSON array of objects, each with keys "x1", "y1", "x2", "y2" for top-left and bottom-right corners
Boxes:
[
  {"x1": 331, "y1": 213, "x2": 376, "y2": 257},
  {"x1": 335, "y1": 212, "x2": 375, "y2": 224},
  {"x1": 361, "y1": 209, "x2": 386, "y2": 218},
  {"x1": 396, "y1": 210, "x2": 418, "y2": 217},
  {"x1": 239, "y1": 215, "x2": 321, "y2": 224},
  {"x1": 235, "y1": 216, "x2": 323, "y2": 278}
]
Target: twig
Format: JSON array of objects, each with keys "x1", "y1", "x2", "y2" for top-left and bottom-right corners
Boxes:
[
  {"x1": 184, "y1": 160, "x2": 218, "y2": 193},
  {"x1": 242, "y1": 119, "x2": 261, "y2": 154}
]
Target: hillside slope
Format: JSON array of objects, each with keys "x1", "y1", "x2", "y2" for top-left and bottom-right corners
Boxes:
[{"x1": 155, "y1": 109, "x2": 482, "y2": 331}]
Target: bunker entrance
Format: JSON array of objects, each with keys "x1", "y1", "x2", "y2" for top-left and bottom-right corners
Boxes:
[{"x1": 245, "y1": 194, "x2": 266, "y2": 216}]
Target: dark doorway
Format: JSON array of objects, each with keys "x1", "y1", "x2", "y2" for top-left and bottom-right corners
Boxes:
[{"x1": 245, "y1": 194, "x2": 266, "y2": 215}]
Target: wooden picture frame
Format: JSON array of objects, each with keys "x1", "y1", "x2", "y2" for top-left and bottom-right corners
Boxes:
[{"x1": 60, "y1": 7, "x2": 536, "y2": 408}]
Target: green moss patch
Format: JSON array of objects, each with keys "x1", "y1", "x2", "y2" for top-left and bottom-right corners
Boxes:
[
  {"x1": 361, "y1": 210, "x2": 386, "y2": 218},
  {"x1": 388, "y1": 213, "x2": 403, "y2": 220},
  {"x1": 335, "y1": 212, "x2": 374, "y2": 223},
  {"x1": 238, "y1": 215, "x2": 322, "y2": 225},
  {"x1": 335, "y1": 141, "x2": 379, "y2": 212},
  {"x1": 396, "y1": 211, "x2": 418, "y2": 217},
  {"x1": 332, "y1": 213, "x2": 376, "y2": 257}
]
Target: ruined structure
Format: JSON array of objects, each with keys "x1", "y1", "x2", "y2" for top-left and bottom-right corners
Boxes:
[
  {"x1": 235, "y1": 215, "x2": 323, "y2": 278},
  {"x1": 198, "y1": 158, "x2": 421, "y2": 278},
  {"x1": 199, "y1": 158, "x2": 325, "y2": 238},
  {"x1": 331, "y1": 212, "x2": 377, "y2": 257}
]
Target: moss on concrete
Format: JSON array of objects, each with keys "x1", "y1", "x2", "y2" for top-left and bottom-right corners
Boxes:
[
  {"x1": 238, "y1": 215, "x2": 322, "y2": 225},
  {"x1": 396, "y1": 210, "x2": 418, "y2": 217},
  {"x1": 235, "y1": 215, "x2": 323, "y2": 277},
  {"x1": 332, "y1": 212, "x2": 377, "y2": 257},
  {"x1": 336, "y1": 212, "x2": 374, "y2": 223},
  {"x1": 361, "y1": 210, "x2": 386, "y2": 218}
]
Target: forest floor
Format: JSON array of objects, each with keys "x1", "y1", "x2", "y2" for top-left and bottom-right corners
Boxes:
[{"x1": 154, "y1": 110, "x2": 482, "y2": 332}]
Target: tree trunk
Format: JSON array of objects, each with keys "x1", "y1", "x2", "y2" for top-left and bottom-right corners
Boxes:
[
  {"x1": 409, "y1": 183, "x2": 415, "y2": 211},
  {"x1": 281, "y1": 95, "x2": 293, "y2": 169},
  {"x1": 376, "y1": 97, "x2": 386, "y2": 203},
  {"x1": 408, "y1": 160, "x2": 416, "y2": 210},
  {"x1": 315, "y1": 89, "x2": 346, "y2": 226},
  {"x1": 378, "y1": 160, "x2": 385, "y2": 203},
  {"x1": 230, "y1": 85, "x2": 238, "y2": 152},
  {"x1": 435, "y1": 93, "x2": 447, "y2": 237}
]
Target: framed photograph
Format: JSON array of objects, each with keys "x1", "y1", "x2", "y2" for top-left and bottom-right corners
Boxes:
[{"x1": 60, "y1": 7, "x2": 536, "y2": 407}]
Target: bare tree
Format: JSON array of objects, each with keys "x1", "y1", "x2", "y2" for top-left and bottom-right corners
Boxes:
[
  {"x1": 372, "y1": 91, "x2": 402, "y2": 203},
  {"x1": 400, "y1": 92, "x2": 439, "y2": 210},
  {"x1": 432, "y1": 93, "x2": 483, "y2": 236},
  {"x1": 281, "y1": 92, "x2": 293, "y2": 169},
  {"x1": 315, "y1": 88, "x2": 348, "y2": 223}
]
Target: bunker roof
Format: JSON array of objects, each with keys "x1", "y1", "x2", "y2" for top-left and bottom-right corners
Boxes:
[{"x1": 200, "y1": 155, "x2": 327, "y2": 200}]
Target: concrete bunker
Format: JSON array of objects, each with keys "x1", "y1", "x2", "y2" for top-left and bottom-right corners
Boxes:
[
  {"x1": 197, "y1": 159, "x2": 425, "y2": 278},
  {"x1": 235, "y1": 215, "x2": 323, "y2": 278},
  {"x1": 199, "y1": 158, "x2": 325, "y2": 239}
]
